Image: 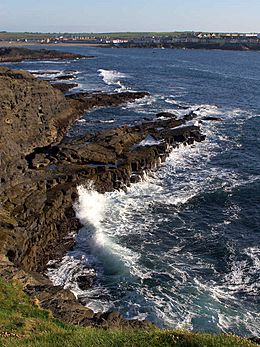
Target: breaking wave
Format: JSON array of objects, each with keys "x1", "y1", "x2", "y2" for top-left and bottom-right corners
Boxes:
[{"x1": 98, "y1": 69, "x2": 129, "y2": 92}]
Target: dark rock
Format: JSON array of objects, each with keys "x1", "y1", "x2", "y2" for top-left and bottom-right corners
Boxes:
[
  {"x1": 24, "y1": 283, "x2": 95, "y2": 324},
  {"x1": 176, "y1": 104, "x2": 190, "y2": 109},
  {"x1": 249, "y1": 337, "x2": 260, "y2": 345},
  {"x1": 55, "y1": 74, "x2": 75, "y2": 80},
  {"x1": 183, "y1": 110, "x2": 197, "y2": 120},
  {"x1": 76, "y1": 274, "x2": 95, "y2": 291},
  {"x1": 67, "y1": 91, "x2": 150, "y2": 114},
  {"x1": 202, "y1": 116, "x2": 222, "y2": 121}
]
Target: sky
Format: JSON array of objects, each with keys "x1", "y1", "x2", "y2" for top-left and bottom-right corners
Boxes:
[{"x1": 1, "y1": 0, "x2": 260, "y2": 33}]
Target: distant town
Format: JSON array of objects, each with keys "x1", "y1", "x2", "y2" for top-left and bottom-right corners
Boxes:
[{"x1": 1, "y1": 31, "x2": 260, "y2": 50}]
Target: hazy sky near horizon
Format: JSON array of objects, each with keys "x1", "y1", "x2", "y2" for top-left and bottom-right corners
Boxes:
[{"x1": 1, "y1": 0, "x2": 260, "y2": 33}]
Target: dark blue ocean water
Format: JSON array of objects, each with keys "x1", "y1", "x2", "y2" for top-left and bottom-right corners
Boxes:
[{"x1": 7, "y1": 47, "x2": 260, "y2": 336}]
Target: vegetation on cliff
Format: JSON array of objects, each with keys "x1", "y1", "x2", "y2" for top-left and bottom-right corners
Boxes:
[{"x1": 0, "y1": 278, "x2": 257, "y2": 347}]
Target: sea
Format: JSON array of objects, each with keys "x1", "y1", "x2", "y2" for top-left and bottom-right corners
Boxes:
[{"x1": 6, "y1": 46, "x2": 260, "y2": 337}]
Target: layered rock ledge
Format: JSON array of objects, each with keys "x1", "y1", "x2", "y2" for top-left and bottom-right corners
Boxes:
[{"x1": 0, "y1": 66, "x2": 205, "y2": 328}]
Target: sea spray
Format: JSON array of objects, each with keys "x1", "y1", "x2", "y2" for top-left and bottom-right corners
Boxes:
[
  {"x1": 75, "y1": 183, "x2": 106, "y2": 246},
  {"x1": 98, "y1": 69, "x2": 129, "y2": 92},
  {"x1": 74, "y1": 183, "x2": 141, "y2": 276}
]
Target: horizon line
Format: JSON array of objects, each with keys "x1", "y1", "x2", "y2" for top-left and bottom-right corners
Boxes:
[{"x1": 1, "y1": 30, "x2": 260, "y2": 35}]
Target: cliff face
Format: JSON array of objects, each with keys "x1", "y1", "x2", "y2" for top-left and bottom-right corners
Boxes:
[{"x1": 0, "y1": 67, "x2": 77, "y2": 271}]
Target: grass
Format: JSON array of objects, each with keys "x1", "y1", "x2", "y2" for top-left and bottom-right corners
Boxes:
[{"x1": 0, "y1": 277, "x2": 257, "y2": 347}]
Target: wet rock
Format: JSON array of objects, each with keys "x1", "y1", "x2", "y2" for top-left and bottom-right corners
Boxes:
[
  {"x1": 76, "y1": 273, "x2": 96, "y2": 290},
  {"x1": 67, "y1": 91, "x2": 150, "y2": 114},
  {"x1": 55, "y1": 74, "x2": 75, "y2": 80},
  {"x1": 202, "y1": 116, "x2": 222, "y2": 121},
  {"x1": 183, "y1": 110, "x2": 198, "y2": 120}
]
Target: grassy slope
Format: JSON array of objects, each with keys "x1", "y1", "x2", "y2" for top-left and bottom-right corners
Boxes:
[{"x1": 0, "y1": 277, "x2": 256, "y2": 347}]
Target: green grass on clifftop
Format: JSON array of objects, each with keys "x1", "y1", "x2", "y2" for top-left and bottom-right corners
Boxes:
[{"x1": 0, "y1": 277, "x2": 257, "y2": 347}]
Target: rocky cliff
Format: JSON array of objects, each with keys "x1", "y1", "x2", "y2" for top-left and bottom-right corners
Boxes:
[
  {"x1": 0, "y1": 66, "x2": 205, "y2": 327},
  {"x1": 0, "y1": 67, "x2": 149, "y2": 271},
  {"x1": 0, "y1": 67, "x2": 77, "y2": 269}
]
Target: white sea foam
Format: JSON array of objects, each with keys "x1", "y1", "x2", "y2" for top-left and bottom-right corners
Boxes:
[
  {"x1": 99, "y1": 119, "x2": 115, "y2": 124},
  {"x1": 29, "y1": 69, "x2": 64, "y2": 79},
  {"x1": 126, "y1": 95, "x2": 158, "y2": 108},
  {"x1": 74, "y1": 184, "x2": 148, "y2": 278},
  {"x1": 39, "y1": 60, "x2": 71, "y2": 64},
  {"x1": 98, "y1": 69, "x2": 129, "y2": 92},
  {"x1": 75, "y1": 183, "x2": 106, "y2": 233},
  {"x1": 122, "y1": 95, "x2": 159, "y2": 114},
  {"x1": 29, "y1": 69, "x2": 80, "y2": 82},
  {"x1": 172, "y1": 120, "x2": 200, "y2": 129},
  {"x1": 47, "y1": 253, "x2": 112, "y2": 312},
  {"x1": 159, "y1": 102, "x2": 221, "y2": 121}
]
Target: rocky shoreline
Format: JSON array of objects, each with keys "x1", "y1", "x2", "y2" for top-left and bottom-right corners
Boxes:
[
  {"x1": 0, "y1": 53, "x2": 206, "y2": 329},
  {"x1": 0, "y1": 47, "x2": 95, "y2": 62}
]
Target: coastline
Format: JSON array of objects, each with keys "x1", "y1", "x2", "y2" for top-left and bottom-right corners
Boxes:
[
  {"x1": 0, "y1": 52, "x2": 205, "y2": 328},
  {"x1": 0, "y1": 48, "x2": 258, "y2": 345}
]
